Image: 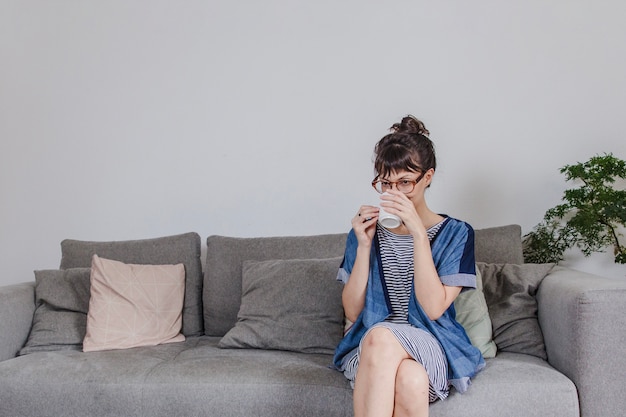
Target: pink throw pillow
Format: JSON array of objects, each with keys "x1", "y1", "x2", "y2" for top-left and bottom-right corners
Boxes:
[{"x1": 83, "y1": 255, "x2": 186, "y2": 352}]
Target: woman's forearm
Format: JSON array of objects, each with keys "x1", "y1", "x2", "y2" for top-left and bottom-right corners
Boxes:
[
  {"x1": 342, "y1": 245, "x2": 371, "y2": 323},
  {"x1": 412, "y1": 234, "x2": 460, "y2": 320}
]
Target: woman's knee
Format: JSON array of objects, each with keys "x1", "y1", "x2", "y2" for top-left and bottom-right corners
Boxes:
[
  {"x1": 394, "y1": 360, "x2": 431, "y2": 416},
  {"x1": 395, "y1": 359, "x2": 430, "y2": 398},
  {"x1": 360, "y1": 328, "x2": 403, "y2": 359}
]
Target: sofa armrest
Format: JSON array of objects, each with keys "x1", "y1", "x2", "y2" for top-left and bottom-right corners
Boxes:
[
  {"x1": 0, "y1": 282, "x2": 35, "y2": 362},
  {"x1": 537, "y1": 266, "x2": 626, "y2": 417}
]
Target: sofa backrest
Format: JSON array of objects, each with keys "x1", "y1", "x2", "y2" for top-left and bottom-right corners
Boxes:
[
  {"x1": 203, "y1": 224, "x2": 524, "y2": 337},
  {"x1": 59, "y1": 232, "x2": 204, "y2": 337},
  {"x1": 203, "y1": 233, "x2": 348, "y2": 337},
  {"x1": 474, "y1": 224, "x2": 524, "y2": 264}
]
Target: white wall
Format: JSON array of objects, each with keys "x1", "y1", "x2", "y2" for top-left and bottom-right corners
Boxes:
[{"x1": 2, "y1": 0, "x2": 625, "y2": 285}]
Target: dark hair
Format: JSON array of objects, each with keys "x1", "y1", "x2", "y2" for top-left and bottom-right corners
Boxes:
[{"x1": 373, "y1": 115, "x2": 436, "y2": 179}]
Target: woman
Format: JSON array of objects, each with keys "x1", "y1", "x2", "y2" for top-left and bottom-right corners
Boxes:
[{"x1": 333, "y1": 115, "x2": 484, "y2": 417}]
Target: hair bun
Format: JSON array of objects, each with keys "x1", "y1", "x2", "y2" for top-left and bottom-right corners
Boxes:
[{"x1": 390, "y1": 115, "x2": 430, "y2": 137}]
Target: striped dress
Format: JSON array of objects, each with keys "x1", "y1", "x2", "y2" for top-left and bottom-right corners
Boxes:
[{"x1": 340, "y1": 221, "x2": 449, "y2": 402}]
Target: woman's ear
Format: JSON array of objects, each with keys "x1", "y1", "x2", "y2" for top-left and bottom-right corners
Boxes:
[{"x1": 424, "y1": 168, "x2": 435, "y2": 187}]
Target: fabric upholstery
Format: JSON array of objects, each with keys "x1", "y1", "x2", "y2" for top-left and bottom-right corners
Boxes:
[
  {"x1": 453, "y1": 266, "x2": 497, "y2": 358},
  {"x1": 0, "y1": 337, "x2": 578, "y2": 417},
  {"x1": 60, "y1": 232, "x2": 203, "y2": 336},
  {"x1": 20, "y1": 268, "x2": 91, "y2": 355},
  {"x1": 218, "y1": 257, "x2": 344, "y2": 354},
  {"x1": 2, "y1": 226, "x2": 620, "y2": 417},
  {"x1": 203, "y1": 225, "x2": 522, "y2": 337},
  {"x1": 203, "y1": 234, "x2": 348, "y2": 336},
  {"x1": 0, "y1": 283, "x2": 36, "y2": 361},
  {"x1": 478, "y1": 262, "x2": 554, "y2": 359},
  {"x1": 538, "y1": 266, "x2": 626, "y2": 417},
  {"x1": 474, "y1": 224, "x2": 524, "y2": 264},
  {"x1": 83, "y1": 256, "x2": 185, "y2": 352},
  {"x1": 0, "y1": 337, "x2": 353, "y2": 417},
  {"x1": 430, "y1": 353, "x2": 578, "y2": 417}
]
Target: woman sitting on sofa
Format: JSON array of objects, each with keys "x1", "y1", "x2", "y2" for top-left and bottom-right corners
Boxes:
[{"x1": 333, "y1": 115, "x2": 484, "y2": 417}]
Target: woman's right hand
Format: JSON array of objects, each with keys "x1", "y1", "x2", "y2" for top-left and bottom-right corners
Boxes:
[{"x1": 352, "y1": 205, "x2": 379, "y2": 247}]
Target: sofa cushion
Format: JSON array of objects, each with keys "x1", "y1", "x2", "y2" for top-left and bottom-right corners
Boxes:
[
  {"x1": 454, "y1": 266, "x2": 497, "y2": 358},
  {"x1": 478, "y1": 262, "x2": 555, "y2": 360},
  {"x1": 218, "y1": 257, "x2": 344, "y2": 354},
  {"x1": 0, "y1": 337, "x2": 355, "y2": 417},
  {"x1": 474, "y1": 224, "x2": 524, "y2": 264},
  {"x1": 60, "y1": 232, "x2": 203, "y2": 336},
  {"x1": 203, "y1": 234, "x2": 348, "y2": 336},
  {"x1": 83, "y1": 255, "x2": 186, "y2": 352},
  {"x1": 0, "y1": 338, "x2": 578, "y2": 417},
  {"x1": 19, "y1": 268, "x2": 91, "y2": 355},
  {"x1": 430, "y1": 352, "x2": 578, "y2": 417}
]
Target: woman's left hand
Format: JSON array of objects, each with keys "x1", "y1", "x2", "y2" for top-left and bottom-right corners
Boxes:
[{"x1": 379, "y1": 190, "x2": 426, "y2": 236}]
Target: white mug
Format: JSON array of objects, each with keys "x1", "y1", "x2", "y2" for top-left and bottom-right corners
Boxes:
[{"x1": 378, "y1": 193, "x2": 401, "y2": 229}]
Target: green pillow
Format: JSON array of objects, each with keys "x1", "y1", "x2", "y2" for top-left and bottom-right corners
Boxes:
[{"x1": 454, "y1": 266, "x2": 497, "y2": 358}]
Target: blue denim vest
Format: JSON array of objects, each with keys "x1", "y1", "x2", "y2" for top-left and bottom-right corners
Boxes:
[{"x1": 333, "y1": 218, "x2": 485, "y2": 392}]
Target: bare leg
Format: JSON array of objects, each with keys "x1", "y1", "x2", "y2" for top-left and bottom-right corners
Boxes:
[
  {"x1": 393, "y1": 359, "x2": 430, "y2": 417},
  {"x1": 353, "y1": 327, "x2": 413, "y2": 417}
]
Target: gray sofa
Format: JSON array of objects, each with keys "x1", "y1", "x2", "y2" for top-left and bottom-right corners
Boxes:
[{"x1": 1, "y1": 225, "x2": 625, "y2": 417}]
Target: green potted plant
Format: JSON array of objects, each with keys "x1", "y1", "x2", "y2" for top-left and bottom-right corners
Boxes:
[{"x1": 523, "y1": 153, "x2": 626, "y2": 264}]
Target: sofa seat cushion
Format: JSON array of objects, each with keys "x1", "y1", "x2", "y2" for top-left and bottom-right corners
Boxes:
[
  {"x1": 430, "y1": 353, "x2": 579, "y2": 417},
  {"x1": 0, "y1": 336, "x2": 352, "y2": 417},
  {"x1": 0, "y1": 339, "x2": 578, "y2": 417}
]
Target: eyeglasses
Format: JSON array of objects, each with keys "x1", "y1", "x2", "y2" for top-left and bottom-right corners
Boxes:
[{"x1": 371, "y1": 172, "x2": 426, "y2": 194}]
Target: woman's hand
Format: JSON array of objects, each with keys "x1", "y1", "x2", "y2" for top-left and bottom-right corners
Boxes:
[
  {"x1": 379, "y1": 191, "x2": 426, "y2": 236},
  {"x1": 352, "y1": 205, "x2": 379, "y2": 248}
]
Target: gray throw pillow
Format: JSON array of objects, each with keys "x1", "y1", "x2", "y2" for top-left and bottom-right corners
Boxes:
[
  {"x1": 19, "y1": 268, "x2": 91, "y2": 355},
  {"x1": 218, "y1": 257, "x2": 344, "y2": 354},
  {"x1": 59, "y1": 232, "x2": 203, "y2": 337},
  {"x1": 478, "y1": 262, "x2": 555, "y2": 360},
  {"x1": 204, "y1": 233, "x2": 347, "y2": 337}
]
